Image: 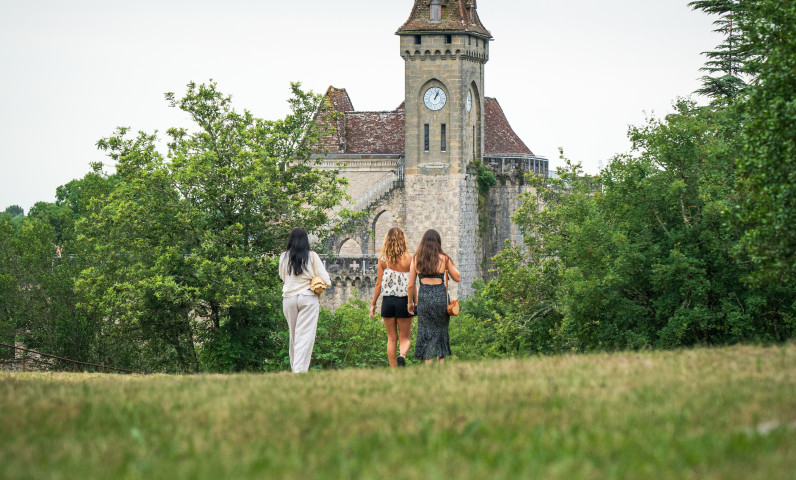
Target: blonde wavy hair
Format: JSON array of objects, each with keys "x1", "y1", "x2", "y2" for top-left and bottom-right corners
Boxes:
[{"x1": 380, "y1": 227, "x2": 409, "y2": 265}]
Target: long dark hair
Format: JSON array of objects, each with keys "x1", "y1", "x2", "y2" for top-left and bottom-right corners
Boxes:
[
  {"x1": 414, "y1": 229, "x2": 450, "y2": 275},
  {"x1": 286, "y1": 227, "x2": 311, "y2": 276}
]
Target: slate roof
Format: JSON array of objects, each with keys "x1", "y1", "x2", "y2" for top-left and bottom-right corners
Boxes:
[
  {"x1": 396, "y1": 0, "x2": 492, "y2": 38},
  {"x1": 315, "y1": 86, "x2": 532, "y2": 157}
]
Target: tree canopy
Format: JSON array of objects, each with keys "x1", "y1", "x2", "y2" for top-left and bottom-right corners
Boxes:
[
  {"x1": 3, "y1": 205, "x2": 24, "y2": 217},
  {"x1": 2, "y1": 81, "x2": 349, "y2": 373},
  {"x1": 457, "y1": 0, "x2": 795, "y2": 356}
]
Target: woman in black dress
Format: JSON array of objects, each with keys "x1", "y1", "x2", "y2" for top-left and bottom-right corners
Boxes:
[{"x1": 407, "y1": 229, "x2": 461, "y2": 365}]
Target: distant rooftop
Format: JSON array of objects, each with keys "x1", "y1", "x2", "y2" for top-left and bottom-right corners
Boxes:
[
  {"x1": 396, "y1": 0, "x2": 492, "y2": 39},
  {"x1": 316, "y1": 87, "x2": 533, "y2": 158}
]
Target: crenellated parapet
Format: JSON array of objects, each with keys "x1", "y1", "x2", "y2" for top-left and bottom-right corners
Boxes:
[
  {"x1": 319, "y1": 255, "x2": 379, "y2": 310},
  {"x1": 400, "y1": 48, "x2": 489, "y2": 63}
]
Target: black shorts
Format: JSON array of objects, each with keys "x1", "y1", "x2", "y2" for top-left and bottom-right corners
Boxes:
[{"x1": 381, "y1": 295, "x2": 411, "y2": 318}]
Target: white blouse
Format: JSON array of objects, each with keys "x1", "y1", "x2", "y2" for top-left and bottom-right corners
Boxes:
[
  {"x1": 381, "y1": 267, "x2": 409, "y2": 297},
  {"x1": 278, "y1": 251, "x2": 332, "y2": 298}
]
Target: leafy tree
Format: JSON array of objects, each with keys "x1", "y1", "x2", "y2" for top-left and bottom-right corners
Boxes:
[
  {"x1": 76, "y1": 81, "x2": 348, "y2": 372},
  {"x1": 0, "y1": 213, "x2": 103, "y2": 368},
  {"x1": 456, "y1": 2, "x2": 796, "y2": 357},
  {"x1": 732, "y1": 0, "x2": 796, "y2": 284},
  {"x1": 466, "y1": 101, "x2": 794, "y2": 354},
  {"x1": 27, "y1": 164, "x2": 120, "y2": 247},
  {"x1": 0, "y1": 216, "x2": 16, "y2": 361},
  {"x1": 3, "y1": 205, "x2": 23, "y2": 217}
]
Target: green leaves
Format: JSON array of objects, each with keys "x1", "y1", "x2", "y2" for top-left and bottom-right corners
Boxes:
[
  {"x1": 469, "y1": 95, "x2": 795, "y2": 355},
  {"x1": 71, "y1": 81, "x2": 349, "y2": 372},
  {"x1": 733, "y1": 0, "x2": 796, "y2": 284}
]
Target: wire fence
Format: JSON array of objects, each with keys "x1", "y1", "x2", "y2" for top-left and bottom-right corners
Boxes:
[{"x1": 0, "y1": 342, "x2": 144, "y2": 375}]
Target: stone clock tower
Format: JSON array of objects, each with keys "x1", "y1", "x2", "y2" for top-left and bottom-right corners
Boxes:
[{"x1": 397, "y1": 0, "x2": 492, "y2": 297}]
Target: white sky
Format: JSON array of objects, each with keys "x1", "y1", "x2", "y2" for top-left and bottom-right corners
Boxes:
[{"x1": 0, "y1": 0, "x2": 720, "y2": 212}]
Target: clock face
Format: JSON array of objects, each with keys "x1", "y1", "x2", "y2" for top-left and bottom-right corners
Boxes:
[
  {"x1": 423, "y1": 87, "x2": 447, "y2": 111},
  {"x1": 466, "y1": 90, "x2": 473, "y2": 112}
]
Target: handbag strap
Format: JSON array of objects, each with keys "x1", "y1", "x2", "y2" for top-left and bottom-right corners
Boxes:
[
  {"x1": 445, "y1": 256, "x2": 451, "y2": 302},
  {"x1": 311, "y1": 251, "x2": 317, "y2": 277}
]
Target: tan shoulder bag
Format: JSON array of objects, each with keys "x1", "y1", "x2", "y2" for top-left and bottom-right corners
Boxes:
[{"x1": 310, "y1": 252, "x2": 329, "y2": 296}]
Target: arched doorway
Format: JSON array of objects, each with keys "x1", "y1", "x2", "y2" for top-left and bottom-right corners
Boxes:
[
  {"x1": 372, "y1": 210, "x2": 396, "y2": 255},
  {"x1": 338, "y1": 238, "x2": 363, "y2": 257}
]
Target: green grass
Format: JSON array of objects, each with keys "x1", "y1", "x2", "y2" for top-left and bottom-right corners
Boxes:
[{"x1": 1, "y1": 344, "x2": 794, "y2": 479}]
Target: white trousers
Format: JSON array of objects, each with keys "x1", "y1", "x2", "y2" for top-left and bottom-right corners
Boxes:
[{"x1": 283, "y1": 291, "x2": 320, "y2": 373}]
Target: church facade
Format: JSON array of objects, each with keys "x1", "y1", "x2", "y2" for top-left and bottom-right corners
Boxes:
[{"x1": 315, "y1": 0, "x2": 548, "y2": 308}]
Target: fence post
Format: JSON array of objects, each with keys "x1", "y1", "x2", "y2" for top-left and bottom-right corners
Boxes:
[{"x1": 21, "y1": 350, "x2": 27, "y2": 372}]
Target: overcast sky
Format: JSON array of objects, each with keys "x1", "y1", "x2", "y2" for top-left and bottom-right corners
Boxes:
[{"x1": 0, "y1": 0, "x2": 720, "y2": 212}]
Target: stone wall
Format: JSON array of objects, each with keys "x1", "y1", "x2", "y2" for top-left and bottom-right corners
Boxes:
[
  {"x1": 400, "y1": 33, "x2": 487, "y2": 177},
  {"x1": 480, "y1": 171, "x2": 537, "y2": 277},
  {"x1": 404, "y1": 172, "x2": 481, "y2": 300},
  {"x1": 320, "y1": 255, "x2": 378, "y2": 311},
  {"x1": 323, "y1": 166, "x2": 541, "y2": 309},
  {"x1": 483, "y1": 173, "x2": 526, "y2": 260}
]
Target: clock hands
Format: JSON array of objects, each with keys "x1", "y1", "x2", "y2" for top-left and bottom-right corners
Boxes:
[{"x1": 424, "y1": 87, "x2": 446, "y2": 110}]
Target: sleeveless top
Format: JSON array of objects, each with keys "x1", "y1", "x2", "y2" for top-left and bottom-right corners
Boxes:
[{"x1": 381, "y1": 267, "x2": 409, "y2": 297}]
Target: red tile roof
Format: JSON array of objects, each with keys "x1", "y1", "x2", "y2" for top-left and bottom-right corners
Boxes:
[
  {"x1": 483, "y1": 97, "x2": 533, "y2": 156},
  {"x1": 314, "y1": 87, "x2": 533, "y2": 157},
  {"x1": 345, "y1": 111, "x2": 406, "y2": 154},
  {"x1": 397, "y1": 0, "x2": 491, "y2": 38},
  {"x1": 327, "y1": 86, "x2": 354, "y2": 112}
]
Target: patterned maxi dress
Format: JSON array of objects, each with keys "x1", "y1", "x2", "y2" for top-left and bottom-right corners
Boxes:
[{"x1": 414, "y1": 273, "x2": 451, "y2": 359}]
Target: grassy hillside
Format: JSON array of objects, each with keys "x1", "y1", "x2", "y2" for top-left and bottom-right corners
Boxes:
[{"x1": 1, "y1": 344, "x2": 794, "y2": 479}]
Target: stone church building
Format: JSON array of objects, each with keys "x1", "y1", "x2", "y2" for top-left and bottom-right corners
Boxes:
[{"x1": 315, "y1": 0, "x2": 548, "y2": 308}]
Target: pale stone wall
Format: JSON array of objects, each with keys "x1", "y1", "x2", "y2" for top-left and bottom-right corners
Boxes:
[
  {"x1": 400, "y1": 33, "x2": 488, "y2": 176},
  {"x1": 320, "y1": 256, "x2": 377, "y2": 311},
  {"x1": 404, "y1": 173, "x2": 481, "y2": 300},
  {"x1": 321, "y1": 166, "x2": 538, "y2": 308},
  {"x1": 339, "y1": 171, "x2": 395, "y2": 208}
]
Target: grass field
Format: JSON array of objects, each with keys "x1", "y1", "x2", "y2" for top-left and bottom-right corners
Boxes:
[{"x1": 1, "y1": 344, "x2": 794, "y2": 479}]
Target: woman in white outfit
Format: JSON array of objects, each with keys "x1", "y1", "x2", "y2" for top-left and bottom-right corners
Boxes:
[{"x1": 279, "y1": 227, "x2": 331, "y2": 373}]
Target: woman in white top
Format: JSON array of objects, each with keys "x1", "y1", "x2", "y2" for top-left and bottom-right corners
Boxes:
[
  {"x1": 279, "y1": 227, "x2": 331, "y2": 373},
  {"x1": 369, "y1": 228, "x2": 413, "y2": 367}
]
